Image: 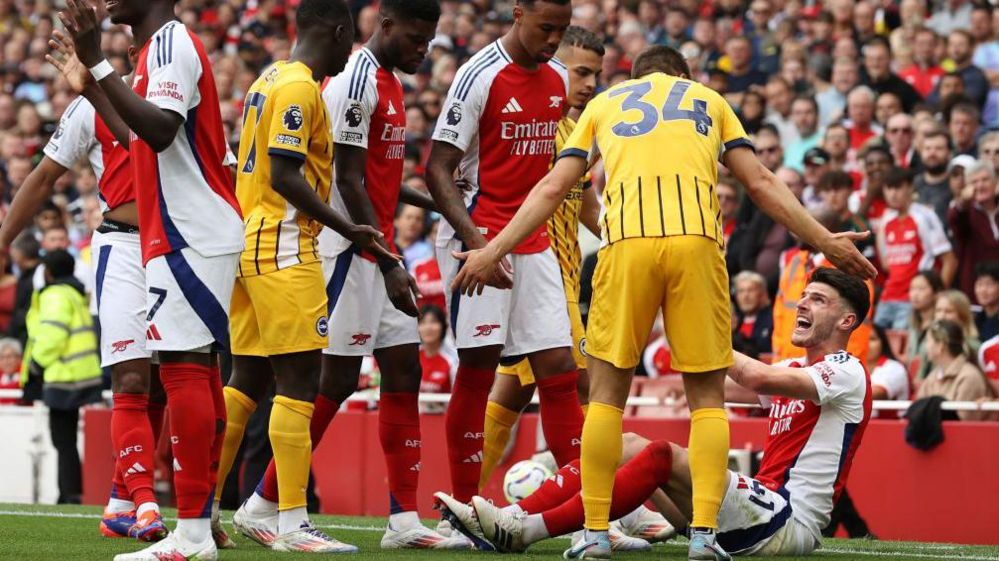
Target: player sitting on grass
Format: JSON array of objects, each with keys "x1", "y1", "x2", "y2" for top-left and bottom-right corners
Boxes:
[{"x1": 440, "y1": 267, "x2": 872, "y2": 558}]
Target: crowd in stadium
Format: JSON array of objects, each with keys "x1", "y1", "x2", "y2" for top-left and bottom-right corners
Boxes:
[{"x1": 1, "y1": 0, "x2": 997, "y2": 408}]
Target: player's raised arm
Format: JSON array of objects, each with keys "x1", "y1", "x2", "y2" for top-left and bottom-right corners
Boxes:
[
  {"x1": 727, "y1": 351, "x2": 821, "y2": 402},
  {"x1": 46, "y1": 30, "x2": 131, "y2": 147},
  {"x1": 722, "y1": 147, "x2": 878, "y2": 279},
  {"x1": 59, "y1": 0, "x2": 184, "y2": 152}
]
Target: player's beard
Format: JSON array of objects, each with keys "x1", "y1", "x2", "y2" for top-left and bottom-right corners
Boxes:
[{"x1": 791, "y1": 318, "x2": 835, "y2": 349}]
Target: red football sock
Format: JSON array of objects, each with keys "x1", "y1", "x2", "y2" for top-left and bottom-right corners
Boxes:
[
  {"x1": 160, "y1": 362, "x2": 216, "y2": 518},
  {"x1": 445, "y1": 366, "x2": 494, "y2": 502},
  {"x1": 518, "y1": 460, "x2": 582, "y2": 514},
  {"x1": 379, "y1": 392, "x2": 421, "y2": 513},
  {"x1": 147, "y1": 400, "x2": 166, "y2": 446},
  {"x1": 541, "y1": 440, "x2": 673, "y2": 537},
  {"x1": 258, "y1": 393, "x2": 340, "y2": 502},
  {"x1": 537, "y1": 371, "x2": 584, "y2": 466},
  {"x1": 207, "y1": 365, "x2": 226, "y2": 496},
  {"x1": 112, "y1": 393, "x2": 158, "y2": 507}
]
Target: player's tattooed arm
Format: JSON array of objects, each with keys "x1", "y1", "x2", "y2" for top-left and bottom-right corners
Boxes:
[
  {"x1": 272, "y1": 154, "x2": 400, "y2": 265},
  {"x1": 334, "y1": 143, "x2": 420, "y2": 317},
  {"x1": 59, "y1": 0, "x2": 181, "y2": 152},
  {"x1": 425, "y1": 141, "x2": 488, "y2": 249}
]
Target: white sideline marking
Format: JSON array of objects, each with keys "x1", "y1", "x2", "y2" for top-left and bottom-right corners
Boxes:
[{"x1": 0, "y1": 509, "x2": 997, "y2": 560}]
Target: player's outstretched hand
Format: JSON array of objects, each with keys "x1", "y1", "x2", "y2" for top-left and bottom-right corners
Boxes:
[
  {"x1": 46, "y1": 30, "x2": 92, "y2": 94},
  {"x1": 451, "y1": 247, "x2": 513, "y2": 296},
  {"x1": 821, "y1": 231, "x2": 878, "y2": 279},
  {"x1": 384, "y1": 266, "x2": 421, "y2": 317},
  {"x1": 348, "y1": 224, "x2": 400, "y2": 263},
  {"x1": 58, "y1": 0, "x2": 104, "y2": 68}
]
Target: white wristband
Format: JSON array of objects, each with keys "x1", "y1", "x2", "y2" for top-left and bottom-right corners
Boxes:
[{"x1": 88, "y1": 59, "x2": 114, "y2": 82}]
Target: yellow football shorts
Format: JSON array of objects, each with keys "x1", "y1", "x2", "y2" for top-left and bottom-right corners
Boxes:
[
  {"x1": 230, "y1": 260, "x2": 328, "y2": 356},
  {"x1": 586, "y1": 236, "x2": 733, "y2": 372},
  {"x1": 496, "y1": 299, "x2": 587, "y2": 386}
]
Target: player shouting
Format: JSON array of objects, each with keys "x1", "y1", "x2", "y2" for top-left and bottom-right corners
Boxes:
[
  {"x1": 216, "y1": 0, "x2": 454, "y2": 552},
  {"x1": 60, "y1": 0, "x2": 245, "y2": 557},
  {"x1": 452, "y1": 46, "x2": 876, "y2": 560},
  {"x1": 444, "y1": 268, "x2": 872, "y2": 559},
  {"x1": 426, "y1": 0, "x2": 586, "y2": 526}
]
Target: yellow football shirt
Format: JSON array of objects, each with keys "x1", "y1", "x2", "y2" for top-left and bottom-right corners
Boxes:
[
  {"x1": 561, "y1": 72, "x2": 751, "y2": 247},
  {"x1": 236, "y1": 60, "x2": 332, "y2": 277},
  {"x1": 548, "y1": 116, "x2": 589, "y2": 304}
]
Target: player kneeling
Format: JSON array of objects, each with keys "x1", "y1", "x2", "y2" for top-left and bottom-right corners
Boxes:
[{"x1": 440, "y1": 268, "x2": 871, "y2": 559}]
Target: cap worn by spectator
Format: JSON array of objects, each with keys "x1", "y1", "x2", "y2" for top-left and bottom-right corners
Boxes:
[{"x1": 804, "y1": 147, "x2": 831, "y2": 167}]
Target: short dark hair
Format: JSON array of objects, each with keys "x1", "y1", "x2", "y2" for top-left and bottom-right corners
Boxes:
[
  {"x1": 791, "y1": 94, "x2": 818, "y2": 113},
  {"x1": 975, "y1": 261, "x2": 999, "y2": 282},
  {"x1": 950, "y1": 101, "x2": 982, "y2": 123},
  {"x1": 560, "y1": 25, "x2": 605, "y2": 56},
  {"x1": 380, "y1": 0, "x2": 441, "y2": 22},
  {"x1": 10, "y1": 232, "x2": 39, "y2": 260},
  {"x1": 42, "y1": 249, "x2": 75, "y2": 279},
  {"x1": 914, "y1": 269, "x2": 945, "y2": 293},
  {"x1": 296, "y1": 0, "x2": 351, "y2": 31},
  {"x1": 817, "y1": 170, "x2": 854, "y2": 191},
  {"x1": 863, "y1": 35, "x2": 892, "y2": 55},
  {"x1": 809, "y1": 267, "x2": 871, "y2": 331},
  {"x1": 419, "y1": 304, "x2": 448, "y2": 344},
  {"x1": 519, "y1": 0, "x2": 572, "y2": 6},
  {"x1": 883, "y1": 166, "x2": 914, "y2": 187},
  {"x1": 862, "y1": 143, "x2": 894, "y2": 163},
  {"x1": 632, "y1": 45, "x2": 691, "y2": 79}
]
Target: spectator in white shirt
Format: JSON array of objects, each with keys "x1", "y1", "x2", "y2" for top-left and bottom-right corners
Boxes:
[{"x1": 869, "y1": 325, "x2": 911, "y2": 400}]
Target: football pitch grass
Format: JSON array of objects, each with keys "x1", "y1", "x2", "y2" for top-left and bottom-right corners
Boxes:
[{"x1": 1, "y1": 504, "x2": 997, "y2": 561}]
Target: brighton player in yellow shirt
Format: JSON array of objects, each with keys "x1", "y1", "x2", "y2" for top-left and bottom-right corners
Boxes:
[
  {"x1": 452, "y1": 45, "x2": 876, "y2": 560},
  {"x1": 479, "y1": 26, "x2": 603, "y2": 489},
  {"x1": 213, "y1": 0, "x2": 395, "y2": 553}
]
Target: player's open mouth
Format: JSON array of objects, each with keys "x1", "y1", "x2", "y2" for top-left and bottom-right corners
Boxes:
[{"x1": 795, "y1": 316, "x2": 812, "y2": 330}]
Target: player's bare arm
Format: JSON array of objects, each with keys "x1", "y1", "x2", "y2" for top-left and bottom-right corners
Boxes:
[
  {"x1": 425, "y1": 141, "x2": 487, "y2": 248},
  {"x1": 59, "y1": 0, "x2": 182, "y2": 152},
  {"x1": 271, "y1": 154, "x2": 399, "y2": 264},
  {"x1": 452, "y1": 154, "x2": 587, "y2": 296},
  {"x1": 728, "y1": 351, "x2": 821, "y2": 402},
  {"x1": 723, "y1": 146, "x2": 878, "y2": 279},
  {"x1": 335, "y1": 142, "x2": 419, "y2": 316},
  {"x1": 940, "y1": 250, "x2": 958, "y2": 287},
  {"x1": 47, "y1": 30, "x2": 131, "y2": 147},
  {"x1": 399, "y1": 184, "x2": 439, "y2": 213},
  {"x1": 0, "y1": 157, "x2": 68, "y2": 269},
  {"x1": 580, "y1": 184, "x2": 602, "y2": 238}
]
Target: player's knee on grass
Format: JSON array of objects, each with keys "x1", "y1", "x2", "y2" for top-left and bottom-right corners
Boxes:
[{"x1": 111, "y1": 360, "x2": 150, "y2": 394}]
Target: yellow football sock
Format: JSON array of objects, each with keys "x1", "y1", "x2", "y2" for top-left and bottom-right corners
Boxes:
[
  {"x1": 215, "y1": 387, "x2": 257, "y2": 501},
  {"x1": 270, "y1": 395, "x2": 315, "y2": 511},
  {"x1": 480, "y1": 401, "x2": 520, "y2": 490},
  {"x1": 580, "y1": 402, "x2": 623, "y2": 531},
  {"x1": 689, "y1": 408, "x2": 730, "y2": 529}
]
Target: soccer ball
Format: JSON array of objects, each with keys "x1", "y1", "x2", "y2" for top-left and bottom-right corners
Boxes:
[{"x1": 503, "y1": 460, "x2": 553, "y2": 504}]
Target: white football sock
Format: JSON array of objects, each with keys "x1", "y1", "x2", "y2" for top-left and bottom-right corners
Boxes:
[
  {"x1": 278, "y1": 507, "x2": 309, "y2": 535},
  {"x1": 175, "y1": 517, "x2": 211, "y2": 543},
  {"x1": 388, "y1": 511, "x2": 421, "y2": 530},
  {"x1": 106, "y1": 498, "x2": 135, "y2": 514},
  {"x1": 522, "y1": 513, "x2": 550, "y2": 545},
  {"x1": 136, "y1": 502, "x2": 159, "y2": 517},
  {"x1": 244, "y1": 491, "x2": 279, "y2": 515}
]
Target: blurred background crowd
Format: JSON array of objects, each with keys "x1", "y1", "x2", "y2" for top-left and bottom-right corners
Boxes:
[{"x1": 0, "y1": 0, "x2": 997, "y2": 422}]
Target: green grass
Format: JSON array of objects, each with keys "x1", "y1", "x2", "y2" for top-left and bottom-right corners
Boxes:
[{"x1": 0, "y1": 503, "x2": 997, "y2": 560}]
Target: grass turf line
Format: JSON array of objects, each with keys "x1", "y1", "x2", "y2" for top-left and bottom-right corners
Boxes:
[{"x1": 0, "y1": 504, "x2": 997, "y2": 560}]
